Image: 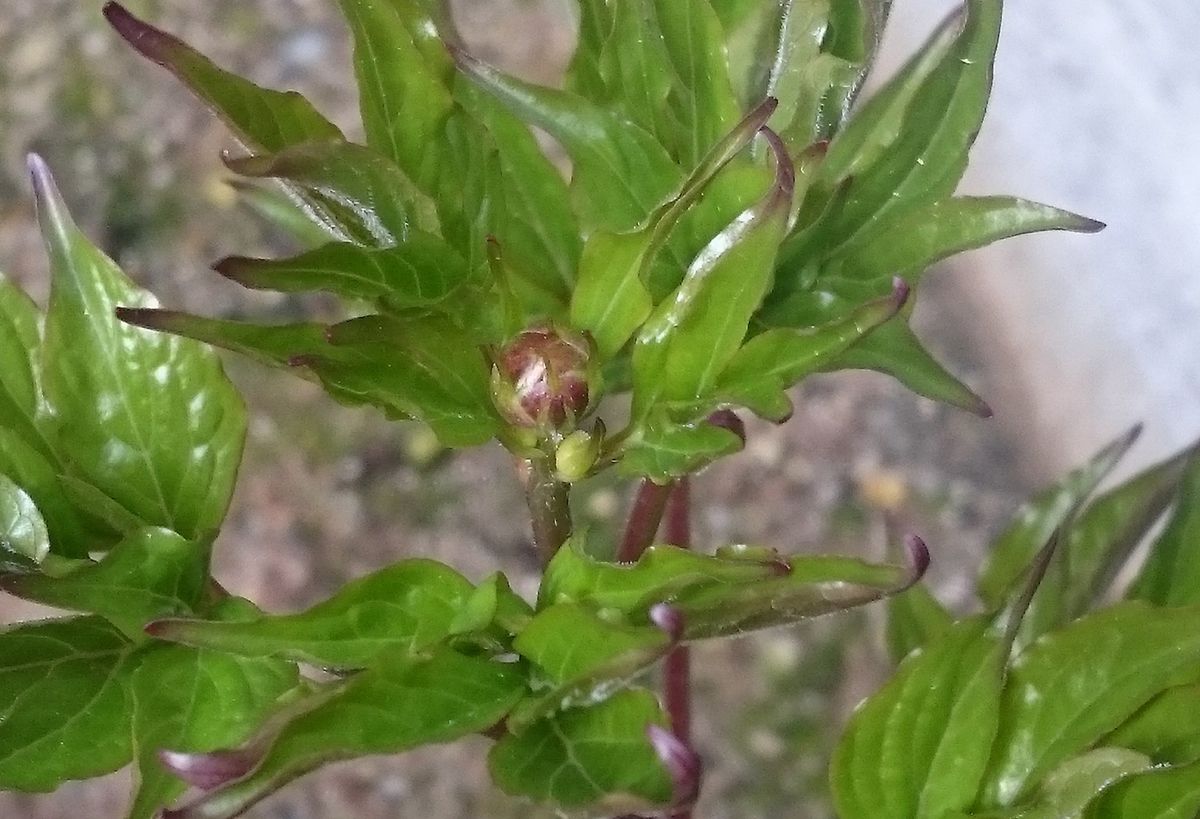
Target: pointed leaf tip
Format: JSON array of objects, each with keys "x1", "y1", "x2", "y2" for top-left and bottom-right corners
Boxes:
[
  {"x1": 758, "y1": 126, "x2": 796, "y2": 206},
  {"x1": 904, "y1": 534, "x2": 931, "y2": 585},
  {"x1": 890, "y1": 276, "x2": 911, "y2": 309},
  {"x1": 706, "y1": 409, "x2": 746, "y2": 444},
  {"x1": 103, "y1": 3, "x2": 177, "y2": 68},
  {"x1": 158, "y1": 748, "x2": 258, "y2": 791},
  {"x1": 26, "y1": 153, "x2": 76, "y2": 243},
  {"x1": 647, "y1": 724, "x2": 702, "y2": 808}
]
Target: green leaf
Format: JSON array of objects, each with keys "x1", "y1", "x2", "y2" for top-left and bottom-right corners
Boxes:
[
  {"x1": 977, "y1": 748, "x2": 1153, "y2": 819},
  {"x1": 756, "y1": 0, "x2": 888, "y2": 149},
  {"x1": 0, "y1": 280, "x2": 106, "y2": 554},
  {"x1": 454, "y1": 82, "x2": 581, "y2": 302},
  {"x1": 1057, "y1": 445, "x2": 1194, "y2": 620},
  {"x1": 167, "y1": 647, "x2": 525, "y2": 819},
  {"x1": 315, "y1": 315, "x2": 499, "y2": 446},
  {"x1": 1, "y1": 526, "x2": 206, "y2": 639},
  {"x1": 1128, "y1": 452, "x2": 1200, "y2": 606},
  {"x1": 32, "y1": 157, "x2": 247, "y2": 541},
  {"x1": 126, "y1": 642, "x2": 297, "y2": 819},
  {"x1": 618, "y1": 412, "x2": 745, "y2": 483},
  {"x1": 716, "y1": 279, "x2": 907, "y2": 420},
  {"x1": 826, "y1": 317, "x2": 993, "y2": 415},
  {"x1": 508, "y1": 603, "x2": 673, "y2": 729},
  {"x1": 1084, "y1": 759, "x2": 1200, "y2": 819},
  {"x1": 538, "y1": 535, "x2": 784, "y2": 614},
  {"x1": 452, "y1": 46, "x2": 683, "y2": 233},
  {"x1": 334, "y1": 0, "x2": 454, "y2": 193},
  {"x1": 571, "y1": 99, "x2": 777, "y2": 359},
  {"x1": 631, "y1": 128, "x2": 793, "y2": 416},
  {"x1": 651, "y1": 0, "x2": 742, "y2": 167},
  {"x1": 885, "y1": 582, "x2": 953, "y2": 663},
  {"x1": 831, "y1": 616, "x2": 1009, "y2": 819},
  {"x1": 226, "y1": 140, "x2": 423, "y2": 247},
  {"x1": 0, "y1": 277, "x2": 48, "y2": 453},
  {"x1": 115, "y1": 310, "x2": 330, "y2": 374},
  {"x1": 982, "y1": 602, "x2": 1200, "y2": 807},
  {"x1": 215, "y1": 235, "x2": 471, "y2": 309},
  {"x1": 808, "y1": 0, "x2": 1003, "y2": 256},
  {"x1": 0, "y1": 473, "x2": 49, "y2": 564},
  {"x1": 146, "y1": 559, "x2": 475, "y2": 668},
  {"x1": 978, "y1": 425, "x2": 1142, "y2": 609},
  {"x1": 489, "y1": 688, "x2": 677, "y2": 813},
  {"x1": 675, "y1": 543, "x2": 926, "y2": 640},
  {"x1": 832, "y1": 196, "x2": 1106, "y2": 282},
  {"x1": 816, "y1": 6, "x2": 958, "y2": 187},
  {"x1": 104, "y1": 4, "x2": 342, "y2": 153},
  {"x1": 228, "y1": 179, "x2": 337, "y2": 248},
  {"x1": 1104, "y1": 683, "x2": 1200, "y2": 766},
  {"x1": 566, "y1": 0, "x2": 614, "y2": 101},
  {"x1": 597, "y1": 0, "x2": 676, "y2": 142},
  {"x1": 0, "y1": 616, "x2": 138, "y2": 791}
]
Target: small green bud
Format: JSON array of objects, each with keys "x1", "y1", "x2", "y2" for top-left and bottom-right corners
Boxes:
[{"x1": 555, "y1": 429, "x2": 601, "y2": 482}]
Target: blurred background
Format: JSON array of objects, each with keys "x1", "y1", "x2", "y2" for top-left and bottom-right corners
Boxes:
[{"x1": 0, "y1": 1, "x2": 1196, "y2": 817}]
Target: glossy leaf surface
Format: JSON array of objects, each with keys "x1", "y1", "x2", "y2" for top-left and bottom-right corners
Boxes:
[
  {"x1": 147, "y1": 560, "x2": 475, "y2": 668},
  {"x1": 216, "y1": 235, "x2": 470, "y2": 308},
  {"x1": 1, "y1": 527, "x2": 206, "y2": 639},
  {"x1": 717, "y1": 280, "x2": 906, "y2": 420},
  {"x1": 453, "y1": 46, "x2": 682, "y2": 233},
  {"x1": 226, "y1": 141, "x2": 420, "y2": 246},
  {"x1": 489, "y1": 688, "x2": 675, "y2": 813},
  {"x1": 832, "y1": 616, "x2": 1008, "y2": 819},
  {"x1": 127, "y1": 640, "x2": 297, "y2": 819},
  {"x1": 631, "y1": 128, "x2": 793, "y2": 415},
  {"x1": 0, "y1": 617, "x2": 137, "y2": 790},
  {"x1": 33, "y1": 157, "x2": 246, "y2": 542},
  {"x1": 1084, "y1": 761, "x2": 1200, "y2": 819},
  {"x1": 833, "y1": 196, "x2": 1105, "y2": 281},
  {"x1": 571, "y1": 99, "x2": 777, "y2": 359},
  {"x1": 0, "y1": 474, "x2": 49, "y2": 564},
  {"x1": 104, "y1": 4, "x2": 342, "y2": 153},
  {"x1": 170, "y1": 648, "x2": 525, "y2": 819},
  {"x1": 983, "y1": 602, "x2": 1200, "y2": 807},
  {"x1": 509, "y1": 603, "x2": 672, "y2": 728}
]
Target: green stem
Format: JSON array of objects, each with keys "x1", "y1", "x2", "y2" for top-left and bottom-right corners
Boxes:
[{"x1": 525, "y1": 455, "x2": 572, "y2": 564}]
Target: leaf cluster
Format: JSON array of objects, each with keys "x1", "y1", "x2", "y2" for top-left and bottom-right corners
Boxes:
[
  {"x1": 102, "y1": 0, "x2": 1098, "y2": 481},
  {"x1": 835, "y1": 426, "x2": 1200, "y2": 818}
]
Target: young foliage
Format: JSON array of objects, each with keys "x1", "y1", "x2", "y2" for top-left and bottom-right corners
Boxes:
[
  {"x1": 0, "y1": 0, "x2": 1147, "y2": 816},
  {"x1": 837, "y1": 428, "x2": 1200, "y2": 818}
]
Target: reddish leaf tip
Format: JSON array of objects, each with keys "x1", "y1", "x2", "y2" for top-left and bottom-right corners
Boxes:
[
  {"x1": 649, "y1": 604, "x2": 684, "y2": 643},
  {"x1": 890, "y1": 276, "x2": 911, "y2": 310},
  {"x1": 158, "y1": 748, "x2": 258, "y2": 791},
  {"x1": 143, "y1": 619, "x2": 172, "y2": 638},
  {"x1": 287, "y1": 353, "x2": 316, "y2": 368},
  {"x1": 647, "y1": 724, "x2": 702, "y2": 808},
  {"x1": 103, "y1": 2, "x2": 177, "y2": 67},
  {"x1": 757, "y1": 126, "x2": 796, "y2": 205},
  {"x1": 903, "y1": 534, "x2": 931, "y2": 584},
  {"x1": 705, "y1": 409, "x2": 746, "y2": 445}
]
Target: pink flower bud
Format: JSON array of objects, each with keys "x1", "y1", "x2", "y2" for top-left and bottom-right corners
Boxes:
[{"x1": 492, "y1": 325, "x2": 595, "y2": 429}]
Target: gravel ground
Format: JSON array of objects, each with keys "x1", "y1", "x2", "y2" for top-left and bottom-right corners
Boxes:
[{"x1": 0, "y1": 2, "x2": 1032, "y2": 817}]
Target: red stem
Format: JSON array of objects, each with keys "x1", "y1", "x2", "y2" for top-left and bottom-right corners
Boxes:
[
  {"x1": 662, "y1": 479, "x2": 692, "y2": 819},
  {"x1": 618, "y1": 480, "x2": 672, "y2": 562}
]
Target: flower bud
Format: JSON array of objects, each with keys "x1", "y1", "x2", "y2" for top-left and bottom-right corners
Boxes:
[
  {"x1": 555, "y1": 428, "x2": 601, "y2": 482},
  {"x1": 492, "y1": 324, "x2": 595, "y2": 429}
]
